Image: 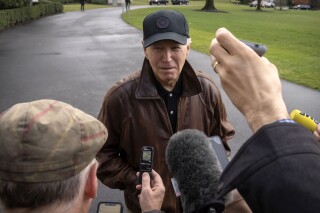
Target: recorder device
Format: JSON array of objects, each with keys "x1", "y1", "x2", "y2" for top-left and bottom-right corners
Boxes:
[{"x1": 139, "y1": 146, "x2": 154, "y2": 184}]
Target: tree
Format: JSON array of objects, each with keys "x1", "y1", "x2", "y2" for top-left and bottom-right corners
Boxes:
[
  {"x1": 256, "y1": 0, "x2": 263, "y2": 10},
  {"x1": 202, "y1": 0, "x2": 217, "y2": 11}
]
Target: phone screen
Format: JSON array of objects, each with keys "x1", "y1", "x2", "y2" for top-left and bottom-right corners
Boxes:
[
  {"x1": 97, "y1": 202, "x2": 122, "y2": 213},
  {"x1": 142, "y1": 150, "x2": 152, "y2": 161}
]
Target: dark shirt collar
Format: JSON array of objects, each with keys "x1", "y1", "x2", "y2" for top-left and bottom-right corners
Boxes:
[{"x1": 155, "y1": 75, "x2": 183, "y2": 97}]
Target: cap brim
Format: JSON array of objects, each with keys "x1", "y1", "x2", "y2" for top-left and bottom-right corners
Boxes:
[{"x1": 143, "y1": 32, "x2": 188, "y2": 48}]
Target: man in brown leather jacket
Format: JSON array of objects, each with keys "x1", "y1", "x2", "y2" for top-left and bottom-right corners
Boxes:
[{"x1": 97, "y1": 10, "x2": 235, "y2": 213}]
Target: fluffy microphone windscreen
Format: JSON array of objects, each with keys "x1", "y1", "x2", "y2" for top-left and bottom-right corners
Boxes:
[{"x1": 165, "y1": 129, "x2": 224, "y2": 213}]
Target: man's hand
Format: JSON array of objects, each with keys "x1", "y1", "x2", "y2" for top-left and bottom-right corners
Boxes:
[
  {"x1": 210, "y1": 28, "x2": 289, "y2": 133},
  {"x1": 136, "y1": 170, "x2": 165, "y2": 212}
]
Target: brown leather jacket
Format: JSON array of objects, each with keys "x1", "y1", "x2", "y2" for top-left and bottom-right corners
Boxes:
[{"x1": 97, "y1": 59, "x2": 235, "y2": 213}]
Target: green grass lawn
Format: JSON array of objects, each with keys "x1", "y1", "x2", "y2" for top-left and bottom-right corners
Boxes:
[
  {"x1": 62, "y1": 3, "x2": 111, "y2": 12},
  {"x1": 121, "y1": 0, "x2": 320, "y2": 90},
  {"x1": 62, "y1": 1, "x2": 320, "y2": 90}
]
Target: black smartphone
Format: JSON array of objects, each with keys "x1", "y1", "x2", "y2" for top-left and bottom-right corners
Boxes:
[
  {"x1": 96, "y1": 202, "x2": 123, "y2": 213},
  {"x1": 139, "y1": 146, "x2": 154, "y2": 184},
  {"x1": 240, "y1": 40, "x2": 267, "y2": 56}
]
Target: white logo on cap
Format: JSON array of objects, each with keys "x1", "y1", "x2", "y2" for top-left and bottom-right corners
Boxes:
[{"x1": 157, "y1": 16, "x2": 170, "y2": 29}]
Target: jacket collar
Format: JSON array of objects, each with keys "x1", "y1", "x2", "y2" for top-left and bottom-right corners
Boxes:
[{"x1": 135, "y1": 58, "x2": 202, "y2": 99}]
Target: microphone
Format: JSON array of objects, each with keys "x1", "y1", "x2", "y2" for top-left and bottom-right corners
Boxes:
[
  {"x1": 165, "y1": 129, "x2": 227, "y2": 213},
  {"x1": 290, "y1": 110, "x2": 319, "y2": 132}
]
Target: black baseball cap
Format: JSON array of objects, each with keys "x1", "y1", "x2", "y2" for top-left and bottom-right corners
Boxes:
[{"x1": 143, "y1": 10, "x2": 190, "y2": 48}]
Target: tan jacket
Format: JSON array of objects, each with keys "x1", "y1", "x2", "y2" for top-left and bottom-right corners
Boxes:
[{"x1": 97, "y1": 59, "x2": 235, "y2": 213}]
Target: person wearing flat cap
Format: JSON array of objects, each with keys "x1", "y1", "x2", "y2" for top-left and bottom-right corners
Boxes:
[
  {"x1": 97, "y1": 10, "x2": 242, "y2": 213},
  {"x1": 0, "y1": 99, "x2": 164, "y2": 213}
]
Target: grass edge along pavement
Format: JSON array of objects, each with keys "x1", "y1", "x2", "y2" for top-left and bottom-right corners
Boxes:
[
  {"x1": 2, "y1": 1, "x2": 319, "y2": 90},
  {"x1": 121, "y1": 2, "x2": 320, "y2": 91}
]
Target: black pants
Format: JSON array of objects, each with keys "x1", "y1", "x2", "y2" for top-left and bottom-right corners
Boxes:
[{"x1": 81, "y1": 3, "x2": 84, "y2": 11}]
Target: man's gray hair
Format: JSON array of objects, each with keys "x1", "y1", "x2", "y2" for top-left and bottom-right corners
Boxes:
[{"x1": 0, "y1": 159, "x2": 96, "y2": 209}]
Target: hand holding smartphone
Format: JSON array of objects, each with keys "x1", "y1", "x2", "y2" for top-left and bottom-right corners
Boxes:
[{"x1": 139, "y1": 146, "x2": 154, "y2": 184}]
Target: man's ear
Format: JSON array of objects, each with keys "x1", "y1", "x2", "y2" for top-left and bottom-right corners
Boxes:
[
  {"x1": 142, "y1": 41, "x2": 149, "y2": 59},
  {"x1": 186, "y1": 44, "x2": 190, "y2": 57},
  {"x1": 144, "y1": 48, "x2": 148, "y2": 59},
  {"x1": 84, "y1": 162, "x2": 98, "y2": 198}
]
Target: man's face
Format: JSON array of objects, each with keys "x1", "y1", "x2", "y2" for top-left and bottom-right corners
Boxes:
[{"x1": 144, "y1": 40, "x2": 190, "y2": 91}]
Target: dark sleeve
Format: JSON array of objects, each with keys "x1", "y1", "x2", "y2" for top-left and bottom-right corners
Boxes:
[
  {"x1": 211, "y1": 83, "x2": 235, "y2": 151},
  {"x1": 199, "y1": 73, "x2": 235, "y2": 151},
  {"x1": 216, "y1": 122, "x2": 320, "y2": 213},
  {"x1": 96, "y1": 89, "x2": 137, "y2": 190},
  {"x1": 144, "y1": 211, "x2": 166, "y2": 213}
]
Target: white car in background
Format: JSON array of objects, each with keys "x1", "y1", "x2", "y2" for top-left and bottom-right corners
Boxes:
[
  {"x1": 250, "y1": 0, "x2": 274, "y2": 8},
  {"x1": 293, "y1": 4, "x2": 311, "y2": 9}
]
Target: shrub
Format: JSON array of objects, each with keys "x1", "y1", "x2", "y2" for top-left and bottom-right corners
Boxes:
[{"x1": 0, "y1": 1, "x2": 63, "y2": 31}]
